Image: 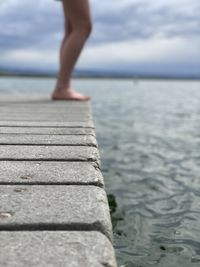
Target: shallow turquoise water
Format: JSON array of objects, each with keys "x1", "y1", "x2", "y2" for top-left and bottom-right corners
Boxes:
[{"x1": 1, "y1": 77, "x2": 200, "y2": 267}]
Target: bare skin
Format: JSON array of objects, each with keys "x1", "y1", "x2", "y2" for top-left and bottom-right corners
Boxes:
[{"x1": 51, "y1": 0, "x2": 92, "y2": 101}]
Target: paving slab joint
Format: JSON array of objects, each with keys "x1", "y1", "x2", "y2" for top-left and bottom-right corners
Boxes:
[
  {"x1": 92, "y1": 221, "x2": 113, "y2": 243},
  {"x1": 0, "y1": 223, "x2": 113, "y2": 242}
]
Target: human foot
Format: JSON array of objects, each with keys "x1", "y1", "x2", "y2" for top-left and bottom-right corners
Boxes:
[{"x1": 51, "y1": 89, "x2": 90, "y2": 101}]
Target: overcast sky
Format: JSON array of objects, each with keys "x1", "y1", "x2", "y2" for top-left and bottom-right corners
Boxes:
[{"x1": 0, "y1": 0, "x2": 199, "y2": 75}]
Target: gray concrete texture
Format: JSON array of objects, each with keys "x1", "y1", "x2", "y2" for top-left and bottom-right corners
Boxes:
[
  {"x1": 0, "y1": 96, "x2": 117, "y2": 266},
  {"x1": 0, "y1": 231, "x2": 117, "y2": 267},
  {"x1": 0, "y1": 113, "x2": 92, "y2": 122},
  {"x1": 0, "y1": 145, "x2": 100, "y2": 165},
  {"x1": 0, "y1": 127, "x2": 95, "y2": 135},
  {"x1": 0, "y1": 134, "x2": 97, "y2": 146},
  {"x1": 0, "y1": 100, "x2": 95, "y2": 126},
  {"x1": 0, "y1": 104, "x2": 91, "y2": 111},
  {"x1": 0, "y1": 106, "x2": 91, "y2": 112},
  {"x1": 0, "y1": 100, "x2": 92, "y2": 112},
  {"x1": 0, "y1": 161, "x2": 104, "y2": 186},
  {"x1": 0, "y1": 109, "x2": 91, "y2": 113},
  {"x1": 0, "y1": 121, "x2": 94, "y2": 127},
  {"x1": 0, "y1": 117, "x2": 92, "y2": 122},
  {"x1": 0, "y1": 94, "x2": 62, "y2": 102},
  {"x1": 0, "y1": 185, "x2": 112, "y2": 240},
  {"x1": 0, "y1": 96, "x2": 91, "y2": 106},
  {"x1": 0, "y1": 101, "x2": 95, "y2": 126},
  {"x1": 0, "y1": 102, "x2": 91, "y2": 108}
]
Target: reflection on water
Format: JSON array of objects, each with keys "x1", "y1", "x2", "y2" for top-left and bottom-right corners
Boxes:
[
  {"x1": 1, "y1": 77, "x2": 200, "y2": 267},
  {"x1": 90, "y1": 79, "x2": 200, "y2": 267}
]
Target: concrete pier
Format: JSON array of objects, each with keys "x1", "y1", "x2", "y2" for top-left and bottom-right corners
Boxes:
[{"x1": 0, "y1": 95, "x2": 117, "y2": 267}]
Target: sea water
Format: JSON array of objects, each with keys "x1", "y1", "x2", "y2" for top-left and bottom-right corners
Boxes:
[{"x1": 1, "y1": 76, "x2": 200, "y2": 267}]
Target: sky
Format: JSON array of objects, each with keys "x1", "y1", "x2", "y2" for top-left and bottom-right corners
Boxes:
[{"x1": 0, "y1": 0, "x2": 200, "y2": 76}]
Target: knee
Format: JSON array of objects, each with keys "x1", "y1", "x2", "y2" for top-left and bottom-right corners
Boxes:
[
  {"x1": 74, "y1": 20, "x2": 93, "y2": 38},
  {"x1": 85, "y1": 20, "x2": 93, "y2": 36}
]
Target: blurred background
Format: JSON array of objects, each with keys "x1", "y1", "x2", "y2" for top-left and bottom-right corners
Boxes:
[
  {"x1": 0, "y1": 0, "x2": 199, "y2": 78},
  {"x1": 0, "y1": 1, "x2": 200, "y2": 267}
]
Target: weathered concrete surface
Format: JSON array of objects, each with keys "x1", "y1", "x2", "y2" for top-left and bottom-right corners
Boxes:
[
  {"x1": 0, "y1": 98, "x2": 94, "y2": 125},
  {"x1": 0, "y1": 114, "x2": 92, "y2": 122},
  {"x1": 0, "y1": 185, "x2": 112, "y2": 240},
  {"x1": 0, "y1": 231, "x2": 117, "y2": 267},
  {"x1": 0, "y1": 109, "x2": 91, "y2": 114},
  {"x1": 0, "y1": 95, "x2": 117, "y2": 266},
  {"x1": 0, "y1": 145, "x2": 100, "y2": 165},
  {"x1": 0, "y1": 110, "x2": 91, "y2": 114},
  {"x1": 0, "y1": 134, "x2": 97, "y2": 146},
  {"x1": 0, "y1": 117, "x2": 92, "y2": 122},
  {"x1": 0, "y1": 161, "x2": 104, "y2": 186},
  {"x1": 0, "y1": 95, "x2": 91, "y2": 106},
  {"x1": 0, "y1": 94, "x2": 58, "y2": 102},
  {"x1": 0, "y1": 99, "x2": 91, "y2": 106},
  {"x1": 0, "y1": 126, "x2": 95, "y2": 135},
  {"x1": 0, "y1": 121, "x2": 94, "y2": 127},
  {"x1": 0, "y1": 98, "x2": 92, "y2": 112}
]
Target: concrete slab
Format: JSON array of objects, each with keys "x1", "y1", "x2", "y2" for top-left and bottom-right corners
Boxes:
[
  {"x1": 0, "y1": 121, "x2": 94, "y2": 127},
  {"x1": 0, "y1": 110, "x2": 91, "y2": 114},
  {"x1": 0, "y1": 145, "x2": 100, "y2": 165},
  {"x1": 0, "y1": 102, "x2": 92, "y2": 110},
  {"x1": 0, "y1": 103, "x2": 91, "y2": 108},
  {"x1": 0, "y1": 116, "x2": 92, "y2": 122},
  {"x1": 0, "y1": 107, "x2": 91, "y2": 115},
  {"x1": 0, "y1": 94, "x2": 51, "y2": 102},
  {"x1": 0, "y1": 114, "x2": 91, "y2": 119},
  {"x1": 0, "y1": 134, "x2": 97, "y2": 146},
  {"x1": 0, "y1": 95, "x2": 116, "y2": 265},
  {"x1": 0, "y1": 231, "x2": 117, "y2": 267},
  {"x1": 0, "y1": 96, "x2": 92, "y2": 112},
  {"x1": 0, "y1": 95, "x2": 91, "y2": 106},
  {"x1": 0, "y1": 185, "x2": 112, "y2": 240},
  {"x1": 0, "y1": 127, "x2": 95, "y2": 135},
  {"x1": 0, "y1": 101, "x2": 91, "y2": 105},
  {"x1": 0, "y1": 161, "x2": 103, "y2": 186},
  {"x1": 0, "y1": 111, "x2": 92, "y2": 120}
]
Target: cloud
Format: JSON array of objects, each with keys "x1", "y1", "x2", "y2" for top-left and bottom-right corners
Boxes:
[
  {"x1": 0, "y1": 0, "x2": 199, "y2": 75},
  {"x1": 0, "y1": 0, "x2": 63, "y2": 50},
  {"x1": 79, "y1": 35, "x2": 200, "y2": 68},
  {"x1": 91, "y1": 0, "x2": 200, "y2": 43}
]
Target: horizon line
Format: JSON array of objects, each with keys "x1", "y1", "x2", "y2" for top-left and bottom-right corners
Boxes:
[{"x1": 0, "y1": 72, "x2": 199, "y2": 81}]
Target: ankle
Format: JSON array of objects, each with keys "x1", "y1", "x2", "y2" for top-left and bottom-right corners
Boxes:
[
  {"x1": 54, "y1": 86, "x2": 71, "y2": 92},
  {"x1": 55, "y1": 80, "x2": 71, "y2": 91}
]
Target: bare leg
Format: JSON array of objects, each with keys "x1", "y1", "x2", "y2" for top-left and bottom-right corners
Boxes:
[
  {"x1": 60, "y1": 19, "x2": 72, "y2": 71},
  {"x1": 55, "y1": 19, "x2": 72, "y2": 88},
  {"x1": 52, "y1": 0, "x2": 92, "y2": 101}
]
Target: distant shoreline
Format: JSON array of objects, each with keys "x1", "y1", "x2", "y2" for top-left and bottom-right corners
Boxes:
[{"x1": 0, "y1": 72, "x2": 199, "y2": 81}]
